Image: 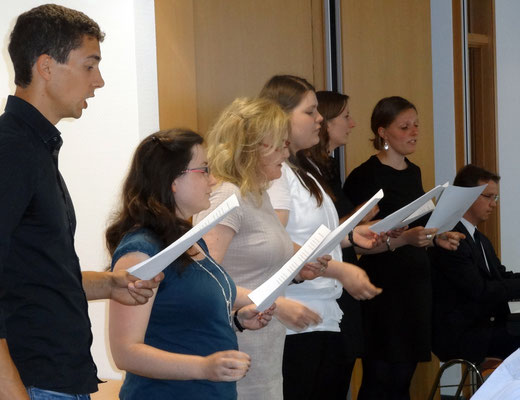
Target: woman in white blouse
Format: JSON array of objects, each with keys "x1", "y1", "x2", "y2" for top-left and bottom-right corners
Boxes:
[{"x1": 260, "y1": 75, "x2": 382, "y2": 400}]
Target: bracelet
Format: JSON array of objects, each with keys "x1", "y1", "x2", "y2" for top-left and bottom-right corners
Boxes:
[
  {"x1": 291, "y1": 277, "x2": 304, "y2": 284},
  {"x1": 432, "y1": 234, "x2": 439, "y2": 247},
  {"x1": 386, "y1": 236, "x2": 395, "y2": 252},
  {"x1": 233, "y1": 309, "x2": 245, "y2": 332},
  {"x1": 348, "y1": 230, "x2": 369, "y2": 250}
]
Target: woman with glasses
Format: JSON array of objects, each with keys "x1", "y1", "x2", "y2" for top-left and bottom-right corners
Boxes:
[
  {"x1": 195, "y1": 97, "x2": 328, "y2": 400},
  {"x1": 106, "y1": 129, "x2": 274, "y2": 400}
]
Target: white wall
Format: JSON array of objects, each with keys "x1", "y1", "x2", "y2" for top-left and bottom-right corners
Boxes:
[
  {"x1": 431, "y1": 0, "x2": 457, "y2": 187},
  {"x1": 495, "y1": 0, "x2": 520, "y2": 271},
  {"x1": 0, "y1": 0, "x2": 159, "y2": 379}
]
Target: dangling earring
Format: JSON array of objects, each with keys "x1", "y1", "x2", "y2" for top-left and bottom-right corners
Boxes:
[{"x1": 384, "y1": 141, "x2": 389, "y2": 151}]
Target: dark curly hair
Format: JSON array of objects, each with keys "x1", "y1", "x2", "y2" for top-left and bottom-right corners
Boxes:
[{"x1": 8, "y1": 4, "x2": 104, "y2": 87}]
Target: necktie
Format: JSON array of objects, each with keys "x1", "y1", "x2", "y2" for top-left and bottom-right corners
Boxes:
[{"x1": 473, "y1": 229, "x2": 492, "y2": 275}]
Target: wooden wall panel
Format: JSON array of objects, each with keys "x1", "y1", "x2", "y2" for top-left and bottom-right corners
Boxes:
[
  {"x1": 155, "y1": 0, "x2": 325, "y2": 136},
  {"x1": 467, "y1": 0, "x2": 500, "y2": 256},
  {"x1": 452, "y1": 0, "x2": 466, "y2": 171},
  {"x1": 155, "y1": 0, "x2": 198, "y2": 130},
  {"x1": 341, "y1": 0, "x2": 435, "y2": 192},
  {"x1": 192, "y1": 0, "x2": 324, "y2": 134}
]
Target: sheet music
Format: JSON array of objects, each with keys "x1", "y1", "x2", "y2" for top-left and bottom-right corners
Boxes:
[
  {"x1": 509, "y1": 301, "x2": 520, "y2": 314},
  {"x1": 127, "y1": 194, "x2": 240, "y2": 280},
  {"x1": 248, "y1": 225, "x2": 331, "y2": 311},
  {"x1": 310, "y1": 189, "x2": 384, "y2": 259},
  {"x1": 425, "y1": 184, "x2": 487, "y2": 233},
  {"x1": 394, "y1": 199, "x2": 436, "y2": 229},
  {"x1": 369, "y1": 183, "x2": 447, "y2": 233}
]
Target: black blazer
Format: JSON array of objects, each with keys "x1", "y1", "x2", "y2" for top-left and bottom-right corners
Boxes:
[{"x1": 429, "y1": 221, "x2": 520, "y2": 362}]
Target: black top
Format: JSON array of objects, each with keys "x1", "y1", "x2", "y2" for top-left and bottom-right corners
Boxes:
[
  {"x1": 0, "y1": 96, "x2": 98, "y2": 394},
  {"x1": 343, "y1": 155, "x2": 432, "y2": 362},
  {"x1": 323, "y1": 156, "x2": 363, "y2": 358},
  {"x1": 430, "y1": 221, "x2": 520, "y2": 362}
]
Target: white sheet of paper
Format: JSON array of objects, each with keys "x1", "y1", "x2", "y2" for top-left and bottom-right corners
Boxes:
[
  {"x1": 310, "y1": 189, "x2": 384, "y2": 259},
  {"x1": 248, "y1": 225, "x2": 331, "y2": 311},
  {"x1": 395, "y1": 199, "x2": 436, "y2": 229},
  {"x1": 425, "y1": 184, "x2": 487, "y2": 233},
  {"x1": 369, "y1": 183, "x2": 447, "y2": 233},
  {"x1": 127, "y1": 194, "x2": 240, "y2": 280},
  {"x1": 509, "y1": 301, "x2": 520, "y2": 314}
]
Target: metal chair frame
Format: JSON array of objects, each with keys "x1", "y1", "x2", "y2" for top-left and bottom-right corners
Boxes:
[{"x1": 428, "y1": 359, "x2": 484, "y2": 400}]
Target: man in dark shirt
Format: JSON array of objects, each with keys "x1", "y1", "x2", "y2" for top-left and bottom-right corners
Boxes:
[
  {"x1": 430, "y1": 164, "x2": 520, "y2": 364},
  {"x1": 0, "y1": 5, "x2": 162, "y2": 399}
]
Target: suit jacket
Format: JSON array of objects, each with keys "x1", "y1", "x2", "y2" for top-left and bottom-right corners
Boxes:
[{"x1": 429, "y1": 221, "x2": 520, "y2": 362}]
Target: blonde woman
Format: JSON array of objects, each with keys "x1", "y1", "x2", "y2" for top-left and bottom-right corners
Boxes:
[{"x1": 194, "y1": 97, "x2": 327, "y2": 400}]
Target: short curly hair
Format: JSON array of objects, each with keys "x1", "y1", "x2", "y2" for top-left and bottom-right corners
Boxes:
[{"x1": 8, "y1": 4, "x2": 104, "y2": 87}]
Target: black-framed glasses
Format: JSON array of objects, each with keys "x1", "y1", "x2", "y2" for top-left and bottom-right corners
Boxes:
[
  {"x1": 480, "y1": 193, "x2": 499, "y2": 202},
  {"x1": 182, "y1": 166, "x2": 210, "y2": 176}
]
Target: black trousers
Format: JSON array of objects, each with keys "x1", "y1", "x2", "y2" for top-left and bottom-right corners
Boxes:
[
  {"x1": 282, "y1": 331, "x2": 356, "y2": 400},
  {"x1": 487, "y1": 324, "x2": 520, "y2": 360},
  {"x1": 357, "y1": 359, "x2": 417, "y2": 400}
]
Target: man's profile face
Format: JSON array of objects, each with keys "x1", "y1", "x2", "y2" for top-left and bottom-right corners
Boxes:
[
  {"x1": 466, "y1": 179, "x2": 499, "y2": 225},
  {"x1": 46, "y1": 35, "x2": 104, "y2": 121}
]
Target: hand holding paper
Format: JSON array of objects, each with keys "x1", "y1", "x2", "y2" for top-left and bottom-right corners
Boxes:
[
  {"x1": 351, "y1": 224, "x2": 382, "y2": 249},
  {"x1": 369, "y1": 184, "x2": 446, "y2": 234},
  {"x1": 434, "y1": 231, "x2": 466, "y2": 250},
  {"x1": 248, "y1": 225, "x2": 331, "y2": 311},
  {"x1": 297, "y1": 254, "x2": 331, "y2": 281},
  {"x1": 400, "y1": 226, "x2": 438, "y2": 248},
  {"x1": 311, "y1": 189, "x2": 384, "y2": 259}
]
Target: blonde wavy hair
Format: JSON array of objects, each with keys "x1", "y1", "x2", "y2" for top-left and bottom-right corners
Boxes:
[{"x1": 207, "y1": 97, "x2": 290, "y2": 201}]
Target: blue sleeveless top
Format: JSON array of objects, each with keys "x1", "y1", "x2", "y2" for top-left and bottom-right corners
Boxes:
[{"x1": 111, "y1": 228, "x2": 238, "y2": 399}]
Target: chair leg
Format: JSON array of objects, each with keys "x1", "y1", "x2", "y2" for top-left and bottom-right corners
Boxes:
[
  {"x1": 455, "y1": 365, "x2": 471, "y2": 399},
  {"x1": 428, "y1": 359, "x2": 482, "y2": 400},
  {"x1": 427, "y1": 359, "x2": 462, "y2": 400}
]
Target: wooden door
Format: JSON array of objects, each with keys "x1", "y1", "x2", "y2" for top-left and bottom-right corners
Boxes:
[{"x1": 154, "y1": 0, "x2": 325, "y2": 134}]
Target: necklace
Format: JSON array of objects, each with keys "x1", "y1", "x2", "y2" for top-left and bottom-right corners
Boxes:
[{"x1": 194, "y1": 256, "x2": 233, "y2": 326}]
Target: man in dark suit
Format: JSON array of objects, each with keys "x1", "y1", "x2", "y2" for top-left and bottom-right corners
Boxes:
[{"x1": 430, "y1": 164, "x2": 520, "y2": 363}]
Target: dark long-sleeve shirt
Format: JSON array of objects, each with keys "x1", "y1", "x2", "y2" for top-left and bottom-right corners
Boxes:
[{"x1": 0, "y1": 95, "x2": 98, "y2": 394}]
